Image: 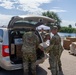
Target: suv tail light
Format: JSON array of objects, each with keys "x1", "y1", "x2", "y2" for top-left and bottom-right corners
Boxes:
[{"x1": 2, "y1": 45, "x2": 9, "y2": 57}]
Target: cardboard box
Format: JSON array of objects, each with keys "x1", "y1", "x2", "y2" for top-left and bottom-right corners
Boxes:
[
  {"x1": 63, "y1": 39, "x2": 71, "y2": 50},
  {"x1": 11, "y1": 44, "x2": 15, "y2": 54},
  {"x1": 16, "y1": 44, "x2": 22, "y2": 58}
]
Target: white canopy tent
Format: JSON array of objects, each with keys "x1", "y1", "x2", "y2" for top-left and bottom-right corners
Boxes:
[{"x1": 36, "y1": 25, "x2": 50, "y2": 30}]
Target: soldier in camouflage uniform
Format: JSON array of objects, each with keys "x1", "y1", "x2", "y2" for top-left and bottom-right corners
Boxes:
[
  {"x1": 39, "y1": 28, "x2": 46, "y2": 42},
  {"x1": 22, "y1": 29, "x2": 40, "y2": 75},
  {"x1": 46, "y1": 26, "x2": 63, "y2": 75}
]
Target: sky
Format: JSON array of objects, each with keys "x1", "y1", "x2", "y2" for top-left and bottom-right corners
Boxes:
[{"x1": 0, "y1": 0, "x2": 76, "y2": 28}]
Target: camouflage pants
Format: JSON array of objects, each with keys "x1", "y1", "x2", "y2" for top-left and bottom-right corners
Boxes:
[
  {"x1": 58, "y1": 50, "x2": 63, "y2": 69},
  {"x1": 49, "y1": 55, "x2": 59, "y2": 75},
  {"x1": 22, "y1": 52, "x2": 37, "y2": 75},
  {"x1": 58, "y1": 59, "x2": 61, "y2": 68}
]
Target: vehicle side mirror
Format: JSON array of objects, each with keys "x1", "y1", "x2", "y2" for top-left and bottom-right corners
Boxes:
[{"x1": 0, "y1": 36, "x2": 3, "y2": 42}]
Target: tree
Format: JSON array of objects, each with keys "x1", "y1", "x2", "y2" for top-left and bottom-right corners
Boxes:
[
  {"x1": 68, "y1": 24, "x2": 72, "y2": 28},
  {"x1": 42, "y1": 11, "x2": 62, "y2": 30},
  {"x1": 59, "y1": 26, "x2": 76, "y2": 33}
]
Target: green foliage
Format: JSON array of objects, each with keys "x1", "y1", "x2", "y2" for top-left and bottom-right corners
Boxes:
[
  {"x1": 68, "y1": 24, "x2": 72, "y2": 28},
  {"x1": 59, "y1": 27, "x2": 76, "y2": 33},
  {"x1": 42, "y1": 11, "x2": 61, "y2": 29},
  {"x1": 42, "y1": 11, "x2": 76, "y2": 33}
]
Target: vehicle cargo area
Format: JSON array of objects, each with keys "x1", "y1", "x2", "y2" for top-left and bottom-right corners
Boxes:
[{"x1": 9, "y1": 30, "x2": 44, "y2": 64}]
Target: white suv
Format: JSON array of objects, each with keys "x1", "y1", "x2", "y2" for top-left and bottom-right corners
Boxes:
[{"x1": 0, "y1": 15, "x2": 55, "y2": 70}]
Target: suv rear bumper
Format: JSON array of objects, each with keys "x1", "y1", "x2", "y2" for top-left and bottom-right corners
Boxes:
[
  {"x1": 0, "y1": 56, "x2": 46, "y2": 70},
  {"x1": 0, "y1": 58, "x2": 22, "y2": 70}
]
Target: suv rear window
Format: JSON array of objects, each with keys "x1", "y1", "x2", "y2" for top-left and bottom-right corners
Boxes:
[{"x1": 0, "y1": 29, "x2": 3, "y2": 38}]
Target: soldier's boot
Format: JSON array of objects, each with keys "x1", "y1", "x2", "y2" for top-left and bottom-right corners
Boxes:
[
  {"x1": 59, "y1": 66, "x2": 62, "y2": 71},
  {"x1": 32, "y1": 71, "x2": 36, "y2": 75},
  {"x1": 23, "y1": 72, "x2": 28, "y2": 75}
]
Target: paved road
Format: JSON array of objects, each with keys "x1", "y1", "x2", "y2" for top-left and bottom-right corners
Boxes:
[
  {"x1": 61, "y1": 50, "x2": 76, "y2": 75},
  {"x1": 0, "y1": 50, "x2": 76, "y2": 75},
  {"x1": 39, "y1": 50, "x2": 76, "y2": 75}
]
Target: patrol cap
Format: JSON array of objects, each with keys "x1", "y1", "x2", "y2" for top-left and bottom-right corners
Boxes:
[
  {"x1": 51, "y1": 26, "x2": 58, "y2": 30},
  {"x1": 45, "y1": 33, "x2": 50, "y2": 36}
]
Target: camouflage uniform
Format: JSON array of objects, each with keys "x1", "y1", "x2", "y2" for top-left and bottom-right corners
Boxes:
[
  {"x1": 46, "y1": 33, "x2": 63, "y2": 75},
  {"x1": 40, "y1": 31, "x2": 46, "y2": 42},
  {"x1": 22, "y1": 31, "x2": 39, "y2": 75}
]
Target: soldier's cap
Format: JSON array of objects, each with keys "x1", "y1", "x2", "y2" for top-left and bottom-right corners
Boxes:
[
  {"x1": 45, "y1": 33, "x2": 50, "y2": 36},
  {"x1": 51, "y1": 26, "x2": 58, "y2": 30}
]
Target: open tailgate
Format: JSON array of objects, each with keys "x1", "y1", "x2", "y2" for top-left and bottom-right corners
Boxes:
[{"x1": 8, "y1": 15, "x2": 55, "y2": 29}]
